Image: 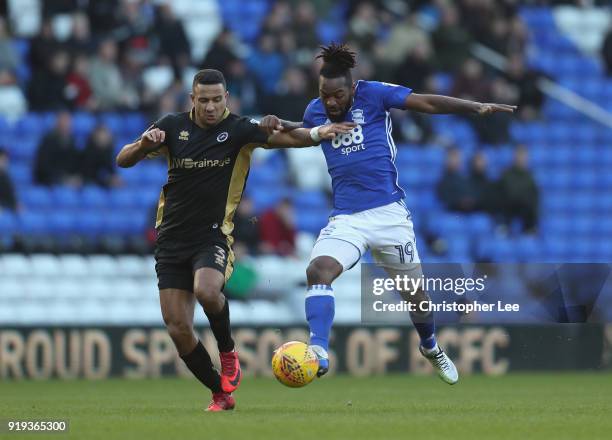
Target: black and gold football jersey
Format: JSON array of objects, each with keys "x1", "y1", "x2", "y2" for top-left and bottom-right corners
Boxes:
[{"x1": 146, "y1": 108, "x2": 269, "y2": 246}]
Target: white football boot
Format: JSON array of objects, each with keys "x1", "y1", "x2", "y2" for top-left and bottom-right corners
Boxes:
[{"x1": 419, "y1": 345, "x2": 459, "y2": 385}]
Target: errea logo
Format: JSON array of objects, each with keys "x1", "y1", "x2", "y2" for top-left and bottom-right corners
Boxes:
[
  {"x1": 217, "y1": 132, "x2": 229, "y2": 143},
  {"x1": 179, "y1": 130, "x2": 189, "y2": 141}
]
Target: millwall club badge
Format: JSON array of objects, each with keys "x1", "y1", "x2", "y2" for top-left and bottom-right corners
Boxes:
[{"x1": 351, "y1": 109, "x2": 365, "y2": 124}]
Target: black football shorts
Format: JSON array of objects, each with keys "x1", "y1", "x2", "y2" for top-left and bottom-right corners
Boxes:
[{"x1": 154, "y1": 237, "x2": 233, "y2": 291}]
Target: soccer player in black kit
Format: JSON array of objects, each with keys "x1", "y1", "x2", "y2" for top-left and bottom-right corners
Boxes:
[{"x1": 116, "y1": 69, "x2": 353, "y2": 411}]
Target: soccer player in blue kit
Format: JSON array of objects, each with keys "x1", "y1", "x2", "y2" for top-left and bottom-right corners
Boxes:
[{"x1": 261, "y1": 43, "x2": 516, "y2": 384}]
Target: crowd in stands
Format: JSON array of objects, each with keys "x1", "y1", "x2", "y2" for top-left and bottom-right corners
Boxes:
[
  {"x1": 0, "y1": 0, "x2": 610, "y2": 259},
  {"x1": 436, "y1": 145, "x2": 539, "y2": 234}
]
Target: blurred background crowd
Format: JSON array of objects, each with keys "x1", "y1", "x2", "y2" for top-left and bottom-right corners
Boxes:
[{"x1": 0, "y1": 0, "x2": 611, "y2": 318}]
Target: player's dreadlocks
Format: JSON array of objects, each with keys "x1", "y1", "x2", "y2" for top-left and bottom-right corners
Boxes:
[{"x1": 317, "y1": 43, "x2": 356, "y2": 83}]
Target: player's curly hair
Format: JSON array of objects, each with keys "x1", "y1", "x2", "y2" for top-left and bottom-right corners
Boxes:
[{"x1": 317, "y1": 42, "x2": 356, "y2": 82}]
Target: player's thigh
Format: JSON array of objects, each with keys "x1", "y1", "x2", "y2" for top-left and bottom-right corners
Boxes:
[
  {"x1": 154, "y1": 246, "x2": 195, "y2": 292},
  {"x1": 191, "y1": 241, "x2": 233, "y2": 293},
  {"x1": 159, "y1": 288, "x2": 196, "y2": 327},
  {"x1": 311, "y1": 216, "x2": 366, "y2": 272}
]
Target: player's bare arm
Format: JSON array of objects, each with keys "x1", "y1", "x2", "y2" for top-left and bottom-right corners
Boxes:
[
  {"x1": 265, "y1": 122, "x2": 355, "y2": 148},
  {"x1": 404, "y1": 93, "x2": 517, "y2": 115},
  {"x1": 116, "y1": 127, "x2": 166, "y2": 168},
  {"x1": 259, "y1": 115, "x2": 303, "y2": 134}
]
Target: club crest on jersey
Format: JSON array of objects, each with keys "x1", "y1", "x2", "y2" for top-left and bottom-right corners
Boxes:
[
  {"x1": 217, "y1": 132, "x2": 229, "y2": 143},
  {"x1": 351, "y1": 109, "x2": 365, "y2": 124},
  {"x1": 179, "y1": 130, "x2": 189, "y2": 141}
]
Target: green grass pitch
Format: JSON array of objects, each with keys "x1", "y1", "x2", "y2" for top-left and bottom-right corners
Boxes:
[{"x1": 1, "y1": 373, "x2": 611, "y2": 439}]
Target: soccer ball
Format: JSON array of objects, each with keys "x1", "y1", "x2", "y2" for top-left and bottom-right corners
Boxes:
[{"x1": 271, "y1": 341, "x2": 319, "y2": 388}]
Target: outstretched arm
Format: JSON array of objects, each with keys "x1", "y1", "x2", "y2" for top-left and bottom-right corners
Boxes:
[
  {"x1": 258, "y1": 116, "x2": 303, "y2": 134},
  {"x1": 116, "y1": 127, "x2": 165, "y2": 168},
  {"x1": 404, "y1": 93, "x2": 517, "y2": 115},
  {"x1": 265, "y1": 122, "x2": 355, "y2": 148}
]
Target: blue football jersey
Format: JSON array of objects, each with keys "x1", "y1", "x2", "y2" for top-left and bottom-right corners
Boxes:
[{"x1": 302, "y1": 80, "x2": 412, "y2": 215}]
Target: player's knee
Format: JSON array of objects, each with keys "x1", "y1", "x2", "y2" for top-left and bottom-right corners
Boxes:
[
  {"x1": 194, "y1": 284, "x2": 222, "y2": 310},
  {"x1": 306, "y1": 257, "x2": 341, "y2": 285},
  {"x1": 164, "y1": 317, "x2": 192, "y2": 342}
]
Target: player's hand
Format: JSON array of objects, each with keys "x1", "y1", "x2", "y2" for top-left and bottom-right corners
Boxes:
[
  {"x1": 140, "y1": 127, "x2": 166, "y2": 151},
  {"x1": 476, "y1": 103, "x2": 517, "y2": 115},
  {"x1": 318, "y1": 122, "x2": 357, "y2": 140},
  {"x1": 260, "y1": 115, "x2": 284, "y2": 134}
]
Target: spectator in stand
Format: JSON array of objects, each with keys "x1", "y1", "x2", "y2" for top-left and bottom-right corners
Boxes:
[
  {"x1": 436, "y1": 147, "x2": 476, "y2": 213},
  {"x1": 81, "y1": 124, "x2": 121, "y2": 188},
  {"x1": 247, "y1": 33, "x2": 285, "y2": 94},
  {"x1": 602, "y1": 25, "x2": 612, "y2": 76},
  {"x1": 226, "y1": 58, "x2": 262, "y2": 115},
  {"x1": 29, "y1": 18, "x2": 59, "y2": 70},
  {"x1": 87, "y1": 0, "x2": 120, "y2": 35},
  {"x1": 451, "y1": 58, "x2": 491, "y2": 102},
  {"x1": 89, "y1": 39, "x2": 131, "y2": 110},
  {"x1": 293, "y1": 1, "x2": 319, "y2": 50},
  {"x1": 65, "y1": 54, "x2": 95, "y2": 110},
  {"x1": 263, "y1": 66, "x2": 311, "y2": 122},
  {"x1": 378, "y1": 13, "x2": 432, "y2": 77},
  {"x1": 259, "y1": 198, "x2": 297, "y2": 256},
  {"x1": 0, "y1": 17, "x2": 18, "y2": 72},
  {"x1": 28, "y1": 50, "x2": 70, "y2": 111},
  {"x1": 232, "y1": 197, "x2": 261, "y2": 255},
  {"x1": 432, "y1": 5, "x2": 473, "y2": 72},
  {"x1": 347, "y1": 2, "x2": 380, "y2": 52},
  {"x1": 33, "y1": 111, "x2": 82, "y2": 188},
  {"x1": 154, "y1": 3, "x2": 191, "y2": 72},
  {"x1": 469, "y1": 77, "x2": 517, "y2": 145},
  {"x1": 467, "y1": 151, "x2": 498, "y2": 215},
  {"x1": 0, "y1": 148, "x2": 18, "y2": 213},
  {"x1": 202, "y1": 28, "x2": 239, "y2": 74},
  {"x1": 505, "y1": 52, "x2": 545, "y2": 120},
  {"x1": 0, "y1": 69, "x2": 27, "y2": 120},
  {"x1": 261, "y1": 1, "x2": 292, "y2": 39},
  {"x1": 65, "y1": 12, "x2": 94, "y2": 57},
  {"x1": 498, "y1": 145, "x2": 539, "y2": 234}
]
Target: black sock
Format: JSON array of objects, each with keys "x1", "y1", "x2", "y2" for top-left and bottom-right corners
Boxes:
[
  {"x1": 205, "y1": 297, "x2": 235, "y2": 353},
  {"x1": 180, "y1": 340, "x2": 221, "y2": 393}
]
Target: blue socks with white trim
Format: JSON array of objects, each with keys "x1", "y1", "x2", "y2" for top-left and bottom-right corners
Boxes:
[
  {"x1": 410, "y1": 309, "x2": 437, "y2": 351},
  {"x1": 305, "y1": 284, "x2": 335, "y2": 351}
]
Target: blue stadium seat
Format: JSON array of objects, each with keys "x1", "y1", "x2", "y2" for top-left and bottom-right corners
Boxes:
[
  {"x1": 295, "y1": 209, "x2": 328, "y2": 234},
  {"x1": 109, "y1": 189, "x2": 139, "y2": 209},
  {"x1": 99, "y1": 113, "x2": 124, "y2": 134},
  {"x1": 19, "y1": 211, "x2": 48, "y2": 235},
  {"x1": 20, "y1": 186, "x2": 53, "y2": 209},
  {"x1": 292, "y1": 190, "x2": 329, "y2": 211},
  {"x1": 317, "y1": 21, "x2": 345, "y2": 45},
  {"x1": 467, "y1": 213, "x2": 494, "y2": 237},
  {"x1": 9, "y1": 163, "x2": 31, "y2": 184},
  {"x1": 248, "y1": 186, "x2": 288, "y2": 213},
  {"x1": 0, "y1": 212, "x2": 18, "y2": 235},
  {"x1": 75, "y1": 210, "x2": 104, "y2": 236},
  {"x1": 105, "y1": 210, "x2": 147, "y2": 235},
  {"x1": 81, "y1": 186, "x2": 110, "y2": 209},
  {"x1": 51, "y1": 187, "x2": 80, "y2": 209},
  {"x1": 48, "y1": 211, "x2": 77, "y2": 235}
]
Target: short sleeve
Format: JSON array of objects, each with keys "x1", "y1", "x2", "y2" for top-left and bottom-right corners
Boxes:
[
  {"x1": 238, "y1": 117, "x2": 269, "y2": 146},
  {"x1": 302, "y1": 99, "x2": 317, "y2": 129},
  {"x1": 372, "y1": 81, "x2": 412, "y2": 110},
  {"x1": 141, "y1": 113, "x2": 174, "y2": 159}
]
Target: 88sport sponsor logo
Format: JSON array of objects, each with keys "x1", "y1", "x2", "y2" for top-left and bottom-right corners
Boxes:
[{"x1": 332, "y1": 125, "x2": 365, "y2": 156}]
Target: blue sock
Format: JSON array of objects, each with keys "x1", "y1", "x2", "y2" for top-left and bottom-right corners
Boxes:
[
  {"x1": 410, "y1": 310, "x2": 436, "y2": 350},
  {"x1": 305, "y1": 285, "x2": 335, "y2": 351}
]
